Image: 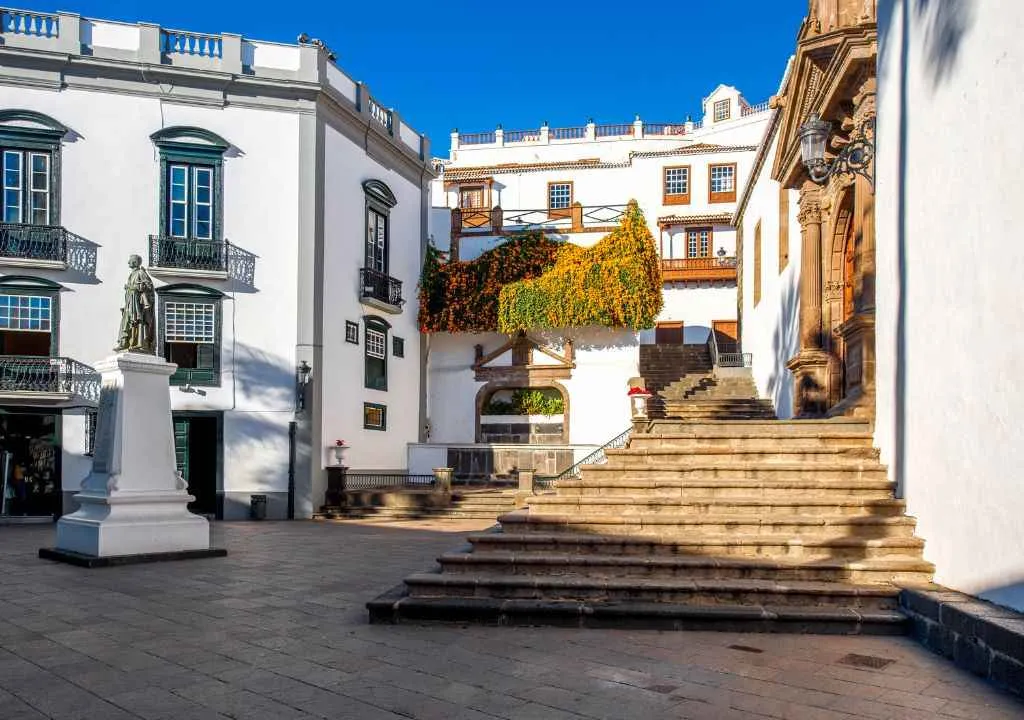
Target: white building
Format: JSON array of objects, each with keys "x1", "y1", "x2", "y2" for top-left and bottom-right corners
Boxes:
[
  {"x1": 0, "y1": 8, "x2": 432, "y2": 520},
  {"x1": 416, "y1": 87, "x2": 772, "y2": 473},
  {"x1": 736, "y1": 0, "x2": 1024, "y2": 612}
]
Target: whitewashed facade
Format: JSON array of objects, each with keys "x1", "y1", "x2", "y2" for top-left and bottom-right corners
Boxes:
[
  {"x1": 420, "y1": 87, "x2": 771, "y2": 457},
  {"x1": 0, "y1": 8, "x2": 431, "y2": 520}
]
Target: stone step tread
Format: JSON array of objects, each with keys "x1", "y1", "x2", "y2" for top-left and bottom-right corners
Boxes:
[
  {"x1": 404, "y1": 571, "x2": 907, "y2": 597},
  {"x1": 502, "y1": 511, "x2": 917, "y2": 527},
  {"x1": 633, "y1": 431, "x2": 874, "y2": 440},
  {"x1": 583, "y1": 461, "x2": 888, "y2": 472},
  {"x1": 528, "y1": 496, "x2": 906, "y2": 508},
  {"x1": 368, "y1": 594, "x2": 910, "y2": 633},
  {"x1": 610, "y1": 446, "x2": 878, "y2": 454},
  {"x1": 559, "y1": 478, "x2": 894, "y2": 488},
  {"x1": 440, "y1": 551, "x2": 934, "y2": 573},
  {"x1": 468, "y1": 531, "x2": 927, "y2": 550}
]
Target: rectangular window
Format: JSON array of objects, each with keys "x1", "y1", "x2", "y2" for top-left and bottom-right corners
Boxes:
[
  {"x1": 29, "y1": 153, "x2": 49, "y2": 226},
  {"x1": 547, "y1": 181, "x2": 573, "y2": 219},
  {"x1": 709, "y1": 163, "x2": 737, "y2": 203},
  {"x1": 0, "y1": 294, "x2": 52, "y2": 332},
  {"x1": 366, "y1": 208, "x2": 387, "y2": 273},
  {"x1": 687, "y1": 228, "x2": 711, "y2": 258},
  {"x1": 1, "y1": 147, "x2": 54, "y2": 226},
  {"x1": 345, "y1": 320, "x2": 359, "y2": 345},
  {"x1": 714, "y1": 99, "x2": 731, "y2": 122},
  {"x1": 363, "y1": 402, "x2": 387, "y2": 431},
  {"x1": 393, "y1": 336, "x2": 404, "y2": 358},
  {"x1": 3, "y1": 150, "x2": 22, "y2": 224},
  {"x1": 365, "y1": 324, "x2": 387, "y2": 391},
  {"x1": 754, "y1": 220, "x2": 763, "y2": 306},
  {"x1": 162, "y1": 299, "x2": 218, "y2": 386},
  {"x1": 460, "y1": 186, "x2": 485, "y2": 209},
  {"x1": 166, "y1": 163, "x2": 216, "y2": 240},
  {"x1": 663, "y1": 166, "x2": 690, "y2": 205}
]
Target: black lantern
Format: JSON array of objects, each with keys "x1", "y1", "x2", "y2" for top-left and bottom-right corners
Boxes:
[{"x1": 798, "y1": 112, "x2": 875, "y2": 190}]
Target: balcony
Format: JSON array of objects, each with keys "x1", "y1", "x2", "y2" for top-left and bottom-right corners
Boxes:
[
  {"x1": 359, "y1": 267, "x2": 404, "y2": 314},
  {"x1": 661, "y1": 256, "x2": 738, "y2": 283},
  {"x1": 0, "y1": 355, "x2": 100, "y2": 406},
  {"x1": 0, "y1": 223, "x2": 69, "y2": 269},
  {"x1": 148, "y1": 235, "x2": 227, "y2": 279},
  {"x1": 451, "y1": 204, "x2": 627, "y2": 238}
]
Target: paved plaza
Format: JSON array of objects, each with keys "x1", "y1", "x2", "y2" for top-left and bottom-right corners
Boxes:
[{"x1": 0, "y1": 521, "x2": 1021, "y2": 720}]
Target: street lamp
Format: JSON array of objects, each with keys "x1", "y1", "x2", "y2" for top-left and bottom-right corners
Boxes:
[{"x1": 798, "y1": 112, "x2": 875, "y2": 190}]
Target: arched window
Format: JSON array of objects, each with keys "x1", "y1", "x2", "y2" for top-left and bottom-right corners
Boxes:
[
  {"x1": 156, "y1": 283, "x2": 224, "y2": 387},
  {"x1": 362, "y1": 179, "x2": 397, "y2": 275}
]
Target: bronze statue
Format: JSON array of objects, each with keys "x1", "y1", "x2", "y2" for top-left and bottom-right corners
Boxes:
[{"x1": 114, "y1": 254, "x2": 156, "y2": 354}]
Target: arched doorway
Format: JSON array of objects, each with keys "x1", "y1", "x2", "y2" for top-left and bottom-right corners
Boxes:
[{"x1": 475, "y1": 382, "x2": 569, "y2": 444}]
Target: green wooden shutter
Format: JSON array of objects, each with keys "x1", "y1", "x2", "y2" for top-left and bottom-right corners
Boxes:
[{"x1": 173, "y1": 420, "x2": 190, "y2": 483}]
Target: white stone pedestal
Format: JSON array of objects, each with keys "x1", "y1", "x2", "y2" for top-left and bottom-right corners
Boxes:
[{"x1": 41, "y1": 353, "x2": 221, "y2": 565}]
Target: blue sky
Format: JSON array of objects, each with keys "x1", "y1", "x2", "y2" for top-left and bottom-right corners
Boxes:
[{"x1": 16, "y1": 0, "x2": 807, "y2": 156}]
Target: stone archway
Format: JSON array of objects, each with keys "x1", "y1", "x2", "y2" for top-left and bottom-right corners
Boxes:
[{"x1": 474, "y1": 380, "x2": 570, "y2": 444}]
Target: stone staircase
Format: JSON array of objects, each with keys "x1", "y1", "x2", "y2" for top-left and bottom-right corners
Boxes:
[
  {"x1": 640, "y1": 343, "x2": 775, "y2": 419},
  {"x1": 369, "y1": 416, "x2": 934, "y2": 633},
  {"x1": 319, "y1": 487, "x2": 517, "y2": 521}
]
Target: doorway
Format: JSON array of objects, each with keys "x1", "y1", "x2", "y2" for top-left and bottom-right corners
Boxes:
[
  {"x1": 0, "y1": 411, "x2": 61, "y2": 518},
  {"x1": 712, "y1": 320, "x2": 739, "y2": 353},
  {"x1": 172, "y1": 413, "x2": 221, "y2": 518},
  {"x1": 655, "y1": 321, "x2": 684, "y2": 344}
]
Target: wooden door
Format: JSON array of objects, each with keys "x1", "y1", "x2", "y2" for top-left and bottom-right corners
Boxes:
[{"x1": 655, "y1": 321, "x2": 684, "y2": 344}]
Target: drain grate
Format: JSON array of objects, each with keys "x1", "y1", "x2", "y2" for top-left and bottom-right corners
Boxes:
[
  {"x1": 728, "y1": 644, "x2": 764, "y2": 654},
  {"x1": 837, "y1": 653, "x2": 895, "y2": 670}
]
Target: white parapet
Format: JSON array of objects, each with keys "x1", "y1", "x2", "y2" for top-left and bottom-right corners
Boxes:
[{"x1": 54, "y1": 352, "x2": 211, "y2": 558}]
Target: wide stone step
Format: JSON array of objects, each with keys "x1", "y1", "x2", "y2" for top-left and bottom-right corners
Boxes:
[
  {"x1": 628, "y1": 433, "x2": 874, "y2": 450},
  {"x1": 605, "y1": 446, "x2": 880, "y2": 464},
  {"x1": 367, "y1": 591, "x2": 909, "y2": 634},
  {"x1": 526, "y1": 496, "x2": 907, "y2": 518},
  {"x1": 437, "y1": 551, "x2": 935, "y2": 585},
  {"x1": 403, "y1": 571, "x2": 903, "y2": 611},
  {"x1": 468, "y1": 531, "x2": 928, "y2": 561},
  {"x1": 555, "y1": 477, "x2": 896, "y2": 499},
  {"x1": 642, "y1": 419, "x2": 873, "y2": 435},
  {"x1": 579, "y1": 462, "x2": 889, "y2": 482},
  {"x1": 499, "y1": 510, "x2": 918, "y2": 539}
]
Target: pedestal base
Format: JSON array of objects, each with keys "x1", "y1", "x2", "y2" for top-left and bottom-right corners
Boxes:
[
  {"x1": 39, "y1": 546, "x2": 226, "y2": 568},
  {"x1": 786, "y1": 348, "x2": 832, "y2": 418}
]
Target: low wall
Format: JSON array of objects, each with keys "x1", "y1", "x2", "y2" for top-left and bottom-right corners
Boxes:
[{"x1": 408, "y1": 443, "x2": 599, "y2": 479}]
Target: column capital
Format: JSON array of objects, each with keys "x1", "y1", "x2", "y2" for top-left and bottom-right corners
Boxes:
[{"x1": 797, "y1": 184, "x2": 822, "y2": 227}]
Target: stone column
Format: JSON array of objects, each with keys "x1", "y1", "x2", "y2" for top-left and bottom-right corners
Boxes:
[{"x1": 786, "y1": 183, "x2": 831, "y2": 417}]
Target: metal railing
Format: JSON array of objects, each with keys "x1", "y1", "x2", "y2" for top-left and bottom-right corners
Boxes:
[
  {"x1": 0, "y1": 355, "x2": 99, "y2": 401},
  {"x1": 453, "y1": 204, "x2": 628, "y2": 234},
  {"x1": 161, "y1": 29, "x2": 223, "y2": 58},
  {"x1": 0, "y1": 223, "x2": 68, "y2": 262},
  {"x1": 595, "y1": 123, "x2": 634, "y2": 138},
  {"x1": 149, "y1": 235, "x2": 227, "y2": 272},
  {"x1": 741, "y1": 100, "x2": 772, "y2": 116},
  {"x1": 0, "y1": 8, "x2": 58, "y2": 37},
  {"x1": 343, "y1": 473, "x2": 436, "y2": 491},
  {"x1": 534, "y1": 427, "x2": 632, "y2": 490},
  {"x1": 359, "y1": 267, "x2": 404, "y2": 307},
  {"x1": 707, "y1": 323, "x2": 721, "y2": 367},
  {"x1": 459, "y1": 131, "x2": 496, "y2": 145},
  {"x1": 706, "y1": 330, "x2": 751, "y2": 368},
  {"x1": 550, "y1": 126, "x2": 586, "y2": 140},
  {"x1": 643, "y1": 122, "x2": 690, "y2": 136},
  {"x1": 504, "y1": 129, "x2": 540, "y2": 143}
]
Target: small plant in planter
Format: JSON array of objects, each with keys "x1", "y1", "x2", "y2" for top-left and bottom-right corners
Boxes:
[
  {"x1": 330, "y1": 439, "x2": 348, "y2": 466},
  {"x1": 628, "y1": 386, "x2": 653, "y2": 418}
]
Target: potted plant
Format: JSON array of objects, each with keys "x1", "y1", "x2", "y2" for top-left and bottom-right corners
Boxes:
[
  {"x1": 329, "y1": 439, "x2": 348, "y2": 466},
  {"x1": 628, "y1": 386, "x2": 653, "y2": 418}
]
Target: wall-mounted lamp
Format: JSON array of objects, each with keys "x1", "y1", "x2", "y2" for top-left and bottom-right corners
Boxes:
[
  {"x1": 716, "y1": 246, "x2": 727, "y2": 264},
  {"x1": 296, "y1": 361, "x2": 312, "y2": 411},
  {"x1": 798, "y1": 112, "x2": 875, "y2": 190}
]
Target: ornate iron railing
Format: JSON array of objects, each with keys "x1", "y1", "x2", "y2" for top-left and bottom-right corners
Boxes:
[
  {"x1": 161, "y1": 29, "x2": 223, "y2": 58},
  {"x1": 0, "y1": 355, "x2": 100, "y2": 401},
  {"x1": 718, "y1": 352, "x2": 752, "y2": 368},
  {"x1": 360, "y1": 267, "x2": 404, "y2": 307},
  {"x1": 0, "y1": 8, "x2": 58, "y2": 37},
  {"x1": 0, "y1": 223, "x2": 68, "y2": 263},
  {"x1": 534, "y1": 427, "x2": 632, "y2": 491},
  {"x1": 149, "y1": 235, "x2": 226, "y2": 272}
]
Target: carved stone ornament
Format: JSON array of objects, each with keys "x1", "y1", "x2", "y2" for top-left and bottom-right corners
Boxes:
[
  {"x1": 797, "y1": 194, "x2": 823, "y2": 227},
  {"x1": 824, "y1": 280, "x2": 847, "y2": 301}
]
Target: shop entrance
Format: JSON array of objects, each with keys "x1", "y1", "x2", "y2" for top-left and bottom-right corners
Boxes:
[
  {"x1": 0, "y1": 411, "x2": 61, "y2": 518},
  {"x1": 172, "y1": 413, "x2": 221, "y2": 518}
]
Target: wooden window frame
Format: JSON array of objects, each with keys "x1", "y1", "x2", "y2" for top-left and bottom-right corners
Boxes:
[
  {"x1": 686, "y1": 226, "x2": 714, "y2": 259},
  {"x1": 363, "y1": 402, "x2": 387, "y2": 431},
  {"x1": 708, "y1": 163, "x2": 737, "y2": 204},
  {"x1": 364, "y1": 316, "x2": 390, "y2": 391},
  {"x1": 157, "y1": 284, "x2": 224, "y2": 388},
  {"x1": 713, "y1": 99, "x2": 731, "y2": 122},
  {"x1": 345, "y1": 320, "x2": 359, "y2": 345},
  {"x1": 753, "y1": 220, "x2": 762, "y2": 307},
  {"x1": 547, "y1": 181, "x2": 573, "y2": 220},
  {"x1": 662, "y1": 165, "x2": 691, "y2": 206}
]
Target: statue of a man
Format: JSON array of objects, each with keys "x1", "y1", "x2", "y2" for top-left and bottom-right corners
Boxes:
[{"x1": 114, "y1": 254, "x2": 156, "y2": 354}]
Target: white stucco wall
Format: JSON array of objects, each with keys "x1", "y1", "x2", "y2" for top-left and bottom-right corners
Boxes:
[
  {"x1": 0, "y1": 85, "x2": 300, "y2": 513},
  {"x1": 319, "y1": 123, "x2": 424, "y2": 473},
  {"x1": 737, "y1": 128, "x2": 802, "y2": 419},
  {"x1": 427, "y1": 328, "x2": 637, "y2": 446},
  {"x1": 646, "y1": 285, "x2": 738, "y2": 345},
  {"x1": 876, "y1": 0, "x2": 1024, "y2": 610}
]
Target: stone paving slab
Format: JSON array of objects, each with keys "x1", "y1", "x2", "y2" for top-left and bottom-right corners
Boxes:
[{"x1": 0, "y1": 520, "x2": 1019, "y2": 719}]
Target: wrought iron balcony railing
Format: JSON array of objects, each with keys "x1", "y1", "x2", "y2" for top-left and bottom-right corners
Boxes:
[
  {"x1": 0, "y1": 223, "x2": 69, "y2": 263},
  {"x1": 359, "y1": 267, "x2": 404, "y2": 308},
  {"x1": 149, "y1": 235, "x2": 227, "y2": 272},
  {"x1": 451, "y1": 204, "x2": 628, "y2": 236},
  {"x1": 0, "y1": 355, "x2": 100, "y2": 402}
]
